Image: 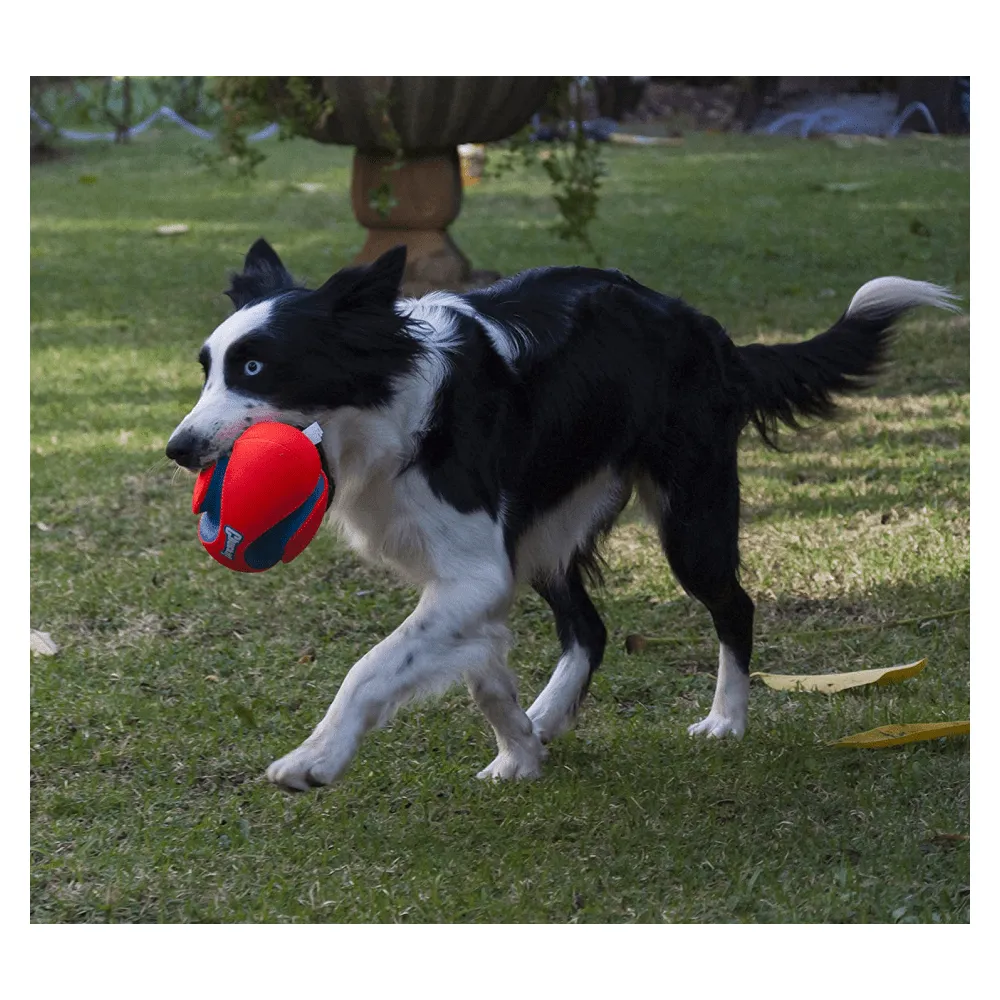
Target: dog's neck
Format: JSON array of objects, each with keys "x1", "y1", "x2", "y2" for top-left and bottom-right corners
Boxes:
[{"x1": 318, "y1": 345, "x2": 443, "y2": 489}]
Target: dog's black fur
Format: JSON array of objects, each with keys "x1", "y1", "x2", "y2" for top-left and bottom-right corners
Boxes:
[{"x1": 169, "y1": 240, "x2": 956, "y2": 786}]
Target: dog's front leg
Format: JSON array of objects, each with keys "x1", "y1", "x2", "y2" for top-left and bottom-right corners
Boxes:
[{"x1": 266, "y1": 575, "x2": 542, "y2": 791}]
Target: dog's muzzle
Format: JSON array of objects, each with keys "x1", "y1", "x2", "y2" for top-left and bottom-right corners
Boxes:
[{"x1": 165, "y1": 429, "x2": 212, "y2": 470}]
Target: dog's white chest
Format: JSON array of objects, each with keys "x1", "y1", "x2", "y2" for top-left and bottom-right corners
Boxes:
[
  {"x1": 327, "y1": 463, "x2": 510, "y2": 591},
  {"x1": 326, "y1": 470, "x2": 426, "y2": 581}
]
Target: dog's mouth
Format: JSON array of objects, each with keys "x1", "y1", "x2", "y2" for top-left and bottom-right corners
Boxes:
[
  {"x1": 166, "y1": 426, "x2": 334, "y2": 505},
  {"x1": 165, "y1": 430, "x2": 228, "y2": 473}
]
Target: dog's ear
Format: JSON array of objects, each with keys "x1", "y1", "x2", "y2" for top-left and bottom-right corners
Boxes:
[
  {"x1": 243, "y1": 237, "x2": 290, "y2": 277},
  {"x1": 316, "y1": 246, "x2": 408, "y2": 312},
  {"x1": 363, "y1": 245, "x2": 408, "y2": 301},
  {"x1": 225, "y1": 238, "x2": 295, "y2": 309}
]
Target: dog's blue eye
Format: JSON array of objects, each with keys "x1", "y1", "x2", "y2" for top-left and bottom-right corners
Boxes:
[{"x1": 244, "y1": 360, "x2": 263, "y2": 376}]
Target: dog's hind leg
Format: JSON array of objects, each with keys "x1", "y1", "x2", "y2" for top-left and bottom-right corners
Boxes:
[
  {"x1": 638, "y1": 449, "x2": 754, "y2": 739},
  {"x1": 526, "y1": 563, "x2": 608, "y2": 743},
  {"x1": 685, "y1": 589, "x2": 753, "y2": 739}
]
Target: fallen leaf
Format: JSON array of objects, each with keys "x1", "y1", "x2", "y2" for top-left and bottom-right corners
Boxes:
[
  {"x1": 752, "y1": 658, "x2": 926, "y2": 693},
  {"x1": 30, "y1": 630, "x2": 59, "y2": 656},
  {"x1": 156, "y1": 224, "x2": 189, "y2": 236},
  {"x1": 927, "y1": 832, "x2": 969, "y2": 845},
  {"x1": 828, "y1": 720, "x2": 969, "y2": 748},
  {"x1": 624, "y1": 634, "x2": 648, "y2": 654}
]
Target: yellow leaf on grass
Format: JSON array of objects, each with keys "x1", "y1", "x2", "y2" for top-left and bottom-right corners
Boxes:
[
  {"x1": 753, "y1": 659, "x2": 927, "y2": 693},
  {"x1": 751, "y1": 659, "x2": 926, "y2": 694},
  {"x1": 829, "y1": 721, "x2": 969, "y2": 749}
]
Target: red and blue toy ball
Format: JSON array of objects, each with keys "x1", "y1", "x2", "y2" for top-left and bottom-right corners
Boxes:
[{"x1": 192, "y1": 422, "x2": 329, "y2": 573}]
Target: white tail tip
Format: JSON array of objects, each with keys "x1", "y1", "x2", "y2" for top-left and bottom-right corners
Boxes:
[{"x1": 847, "y1": 277, "x2": 962, "y2": 319}]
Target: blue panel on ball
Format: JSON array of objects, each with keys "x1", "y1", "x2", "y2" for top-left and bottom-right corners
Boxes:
[
  {"x1": 243, "y1": 474, "x2": 326, "y2": 571},
  {"x1": 197, "y1": 455, "x2": 230, "y2": 544}
]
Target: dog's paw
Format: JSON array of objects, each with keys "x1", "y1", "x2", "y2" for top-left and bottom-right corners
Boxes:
[
  {"x1": 476, "y1": 740, "x2": 547, "y2": 782},
  {"x1": 527, "y1": 712, "x2": 572, "y2": 746},
  {"x1": 526, "y1": 692, "x2": 580, "y2": 746},
  {"x1": 266, "y1": 744, "x2": 342, "y2": 793},
  {"x1": 687, "y1": 712, "x2": 746, "y2": 740}
]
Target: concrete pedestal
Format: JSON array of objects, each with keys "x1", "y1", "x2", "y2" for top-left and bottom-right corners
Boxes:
[{"x1": 350, "y1": 149, "x2": 499, "y2": 296}]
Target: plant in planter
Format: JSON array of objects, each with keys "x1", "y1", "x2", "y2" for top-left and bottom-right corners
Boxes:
[
  {"x1": 485, "y1": 78, "x2": 607, "y2": 263},
  {"x1": 210, "y1": 76, "x2": 607, "y2": 292}
]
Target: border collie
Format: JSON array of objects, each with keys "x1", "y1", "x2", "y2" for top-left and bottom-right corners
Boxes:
[{"x1": 166, "y1": 240, "x2": 956, "y2": 791}]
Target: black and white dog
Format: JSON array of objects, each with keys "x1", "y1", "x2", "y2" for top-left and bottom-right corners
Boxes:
[{"x1": 167, "y1": 240, "x2": 956, "y2": 791}]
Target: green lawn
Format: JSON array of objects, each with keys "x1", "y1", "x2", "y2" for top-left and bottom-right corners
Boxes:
[{"x1": 30, "y1": 129, "x2": 969, "y2": 923}]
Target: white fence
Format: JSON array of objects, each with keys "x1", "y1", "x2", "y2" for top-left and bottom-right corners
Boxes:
[{"x1": 31, "y1": 105, "x2": 278, "y2": 143}]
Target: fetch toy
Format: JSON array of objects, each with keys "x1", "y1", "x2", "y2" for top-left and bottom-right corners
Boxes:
[{"x1": 192, "y1": 421, "x2": 329, "y2": 573}]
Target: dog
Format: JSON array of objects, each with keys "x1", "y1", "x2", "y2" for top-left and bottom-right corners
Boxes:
[{"x1": 166, "y1": 239, "x2": 956, "y2": 790}]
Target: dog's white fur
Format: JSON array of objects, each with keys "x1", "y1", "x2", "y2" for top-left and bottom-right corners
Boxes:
[
  {"x1": 267, "y1": 296, "x2": 639, "y2": 786},
  {"x1": 847, "y1": 277, "x2": 959, "y2": 319},
  {"x1": 171, "y1": 300, "x2": 315, "y2": 467},
  {"x1": 171, "y1": 264, "x2": 956, "y2": 791},
  {"x1": 183, "y1": 296, "x2": 549, "y2": 788},
  {"x1": 175, "y1": 293, "x2": 742, "y2": 789},
  {"x1": 686, "y1": 646, "x2": 749, "y2": 739}
]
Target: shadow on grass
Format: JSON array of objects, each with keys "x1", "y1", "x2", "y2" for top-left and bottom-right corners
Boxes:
[
  {"x1": 29, "y1": 545, "x2": 969, "y2": 923},
  {"x1": 739, "y1": 448, "x2": 967, "y2": 521},
  {"x1": 581, "y1": 572, "x2": 968, "y2": 660}
]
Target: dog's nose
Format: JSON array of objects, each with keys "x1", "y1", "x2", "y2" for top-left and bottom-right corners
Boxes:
[{"x1": 166, "y1": 430, "x2": 205, "y2": 469}]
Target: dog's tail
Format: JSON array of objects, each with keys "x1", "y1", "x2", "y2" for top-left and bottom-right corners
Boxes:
[{"x1": 735, "y1": 277, "x2": 960, "y2": 447}]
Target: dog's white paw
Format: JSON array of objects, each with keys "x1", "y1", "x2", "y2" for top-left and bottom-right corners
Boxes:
[
  {"x1": 476, "y1": 741, "x2": 547, "y2": 782},
  {"x1": 266, "y1": 744, "x2": 342, "y2": 792},
  {"x1": 687, "y1": 712, "x2": 746, "y2": 739},
  {"x1": 528, "y1": 712, "x2": 572, "y2": 746}
]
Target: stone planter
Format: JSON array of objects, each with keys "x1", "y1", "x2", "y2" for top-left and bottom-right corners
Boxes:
[{"x1": 312, "y1": 77, "x2": 553, "y2": 294}]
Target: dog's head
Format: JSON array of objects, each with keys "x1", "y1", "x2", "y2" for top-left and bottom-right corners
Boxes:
[{"x1": 166, "y1": 239, "x2": 416, "y2": 470}]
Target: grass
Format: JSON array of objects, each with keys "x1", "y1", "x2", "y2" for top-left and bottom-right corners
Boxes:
[{"x1": 30, "y1": 129, "x2": 969, "y2": 923}]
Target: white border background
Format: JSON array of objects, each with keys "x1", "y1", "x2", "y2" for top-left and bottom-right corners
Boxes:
[{"x1": 13, "y1": 2, "x2": 987, "y2": 992}]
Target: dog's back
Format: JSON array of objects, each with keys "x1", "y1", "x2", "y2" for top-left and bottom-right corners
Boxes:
[
  {"x1": 167, "y1": 242, "x2": 958, "y2": 790},
  {"x1": 404, "y1": 267, "x2": 745, "y2": 571}
]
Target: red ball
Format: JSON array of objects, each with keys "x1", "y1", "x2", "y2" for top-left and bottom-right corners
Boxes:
[{"x1": 192, "y1": 422, "x2": 329, "y2": 573}]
